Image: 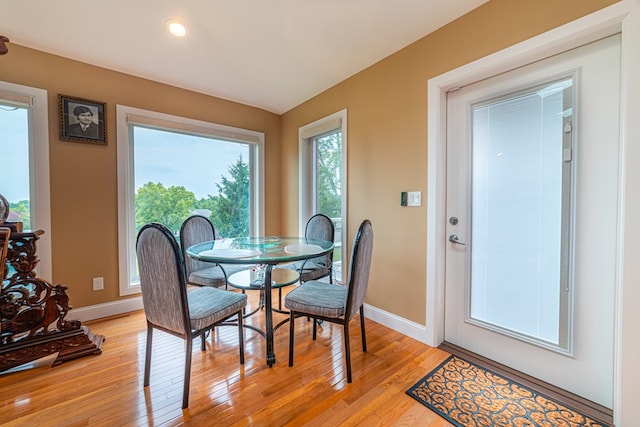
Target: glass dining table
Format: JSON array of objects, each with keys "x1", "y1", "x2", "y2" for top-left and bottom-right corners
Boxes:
[{"x1": 186, "y1": 236, "x2": 334, "y2": 367}]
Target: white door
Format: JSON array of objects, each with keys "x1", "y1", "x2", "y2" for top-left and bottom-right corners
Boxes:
[{"x1": 445, "y1": 34, "x2": 620, "y2": 408}]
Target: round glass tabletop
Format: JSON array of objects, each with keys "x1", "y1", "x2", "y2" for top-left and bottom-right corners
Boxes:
[{"x1": 186, "y1": 236, "x2": 334, "y2": 264}]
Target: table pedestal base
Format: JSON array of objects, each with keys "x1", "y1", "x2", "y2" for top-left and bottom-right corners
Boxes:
[{"x1": 228, "y1": 267, "x2": 300, "y2": 367}]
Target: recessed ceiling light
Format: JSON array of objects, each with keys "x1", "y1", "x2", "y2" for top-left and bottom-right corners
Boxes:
[{"x1": 166, "y1": 20, "x2": 186, "y2": 37}]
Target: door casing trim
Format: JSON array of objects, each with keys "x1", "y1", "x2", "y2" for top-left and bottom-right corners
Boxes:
[{"x1": 426, "y1": 1, "x2": 639, "y2": 424}]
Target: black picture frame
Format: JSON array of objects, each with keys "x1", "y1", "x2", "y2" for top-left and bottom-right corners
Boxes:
[{"x1": 59, "y1": 94, "x2": 107, "y2": 144}]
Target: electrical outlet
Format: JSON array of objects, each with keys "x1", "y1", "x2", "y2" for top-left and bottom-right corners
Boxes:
[{"x1": 92, "y1": 277, "x2": 104, "y2": 291}]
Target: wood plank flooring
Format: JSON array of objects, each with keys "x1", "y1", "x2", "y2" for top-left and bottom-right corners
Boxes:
[{"x1": 0, "y1": 288, "x2": 452, "y2": 426}]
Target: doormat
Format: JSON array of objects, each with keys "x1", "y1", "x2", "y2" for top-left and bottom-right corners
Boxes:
[{"x1": 406, "y1": 355, "x2": 609, "y2": 427}]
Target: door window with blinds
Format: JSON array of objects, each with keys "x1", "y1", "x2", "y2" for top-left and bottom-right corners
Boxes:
[
  {"x1": 116, "y1": 105, "x2": 264, "y2": 295},
  {"x1": 468, "y1": 77, "x2": 575, "y2": 351}
]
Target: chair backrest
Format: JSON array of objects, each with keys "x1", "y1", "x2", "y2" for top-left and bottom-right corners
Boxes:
[
  {"x1": 180, "y1": 215, "x2": 217, "y2": 278},
  {"x1": 136, "y1": 222, "x2": 189, "y2": 335},
  {"x1": 305, "y1": 213, "x2": 335, "y2": 268},
  {"x1": 305, "y1": 213, "x2": 335, "y2": 243},
  {"x1": 345, "y1": 220, "x2": 374, "y2": 320},
  {"x1": 0, "y1": 227, "x2": 10, "y2": 280}
]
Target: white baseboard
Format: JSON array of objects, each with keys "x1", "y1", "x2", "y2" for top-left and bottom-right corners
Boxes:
[
  {"x1": 69, "y1": 297, "x2": 143, "y2": 322},
  {"x1": 68, "y1": 298, "x2": 426, "y2": 346},
  {"x1": 364, "y1": 303, "x2": 429, "y2": 345}
]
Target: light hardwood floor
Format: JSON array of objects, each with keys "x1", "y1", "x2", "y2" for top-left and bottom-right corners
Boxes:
[{"x1": 0, "y1": 288, "x2": 452, "y2": 426}]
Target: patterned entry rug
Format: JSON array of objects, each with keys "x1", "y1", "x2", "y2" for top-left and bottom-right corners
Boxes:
[{"x1": 406, "y1": 355, "x2": 609, "y2": 427}]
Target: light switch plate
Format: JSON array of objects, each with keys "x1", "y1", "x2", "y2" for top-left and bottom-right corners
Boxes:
[{"x1": 407, "y1": 191, "x2": 421, "y2": 207}]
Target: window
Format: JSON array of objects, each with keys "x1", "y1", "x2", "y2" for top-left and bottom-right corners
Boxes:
[
  {"x1": 117, "y1": 105, "x2": 264, "y2": 296},
  {"x1": 313, "y1": 131, "x2": 342, "y2": 218},
  {"x1": 469, "y1": 77, "x2": 575, "y2": 349},
  {"x1": 0, "y1": 81, "x2": 51, "y2": 278},
  {"x1": 299, "y1": 109, "x2": 347, "y2": 283}
]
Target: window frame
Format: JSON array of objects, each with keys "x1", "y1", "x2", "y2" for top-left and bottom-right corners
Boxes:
[
  {"x1": 0, "y1": 81, "x2": 52, "y2": 279},
  {"x1": 298, "y1": 109, "x2": 347, "y2": 283},
  {"x1": 116, "y1": 105, "x2": 265, "y2": 296}
]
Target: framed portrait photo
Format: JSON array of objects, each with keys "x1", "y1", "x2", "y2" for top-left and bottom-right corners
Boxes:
[{"x1": 59, "y1": 94, "x2": 107, "y2": 144}]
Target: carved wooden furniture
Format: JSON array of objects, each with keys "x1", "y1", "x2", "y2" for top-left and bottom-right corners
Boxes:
[
  {"x1": 0, "y1": 228, "x2": 9, "y2": 287},
  {"x1": 1, "y1": 229, "x2": 103, "y2": 372}
]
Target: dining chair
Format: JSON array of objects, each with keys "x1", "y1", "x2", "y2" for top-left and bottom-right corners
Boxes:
[
  {"x1": 285, "y1": 219, "x2": 373, "y2": 383},
  {"x1": 0, "y1": 227, "x2": 10, "y2": 280},
  {"x1": 179, "y1": 215, "x2": 246, "y2": 289},
  {"x1": 284, "y1": 213, "x2": 335, "y2": 284},
  {"x1": 136, "y1": 222, "x2": 247, "y2": 409}
]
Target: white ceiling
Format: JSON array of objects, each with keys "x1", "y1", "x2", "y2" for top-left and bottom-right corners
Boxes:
[{"x1": 1, "y1": 0, "x2": 487, "y2": 114}]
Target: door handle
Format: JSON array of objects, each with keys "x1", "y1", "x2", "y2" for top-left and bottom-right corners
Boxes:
[{"x1": 448, "y1": 234, "x2": 466, "y2": 245}]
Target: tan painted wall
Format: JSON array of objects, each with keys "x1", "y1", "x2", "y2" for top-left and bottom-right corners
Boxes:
[
  {"x1": 0, "y1": 45, "x2": 281, "y2": 308},
  {"x1": 280, "y1": 0, "x2": 619, "y2": 324},
  {"x1": 0, "y1": 0, "x2": 618, "y2": 318}
]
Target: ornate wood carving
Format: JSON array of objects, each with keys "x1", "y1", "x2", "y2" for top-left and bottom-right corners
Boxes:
[
  {"x1": 0, "y1": 326, "x2": 104, "y2": 372},
  {"x1": 1, "y1": 230, "x2": 103, "y2": 371},
  {"x1": 3, "y1": 230, "x2": 44, "y2": 282},
  {"x1": 1, "y1": 279, "x2": 81, "y2": 342}
]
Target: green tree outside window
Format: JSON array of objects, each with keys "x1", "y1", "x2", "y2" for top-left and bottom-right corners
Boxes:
[{"x1": 134, "y1": 156, "x2": 249, "y2": 238}]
